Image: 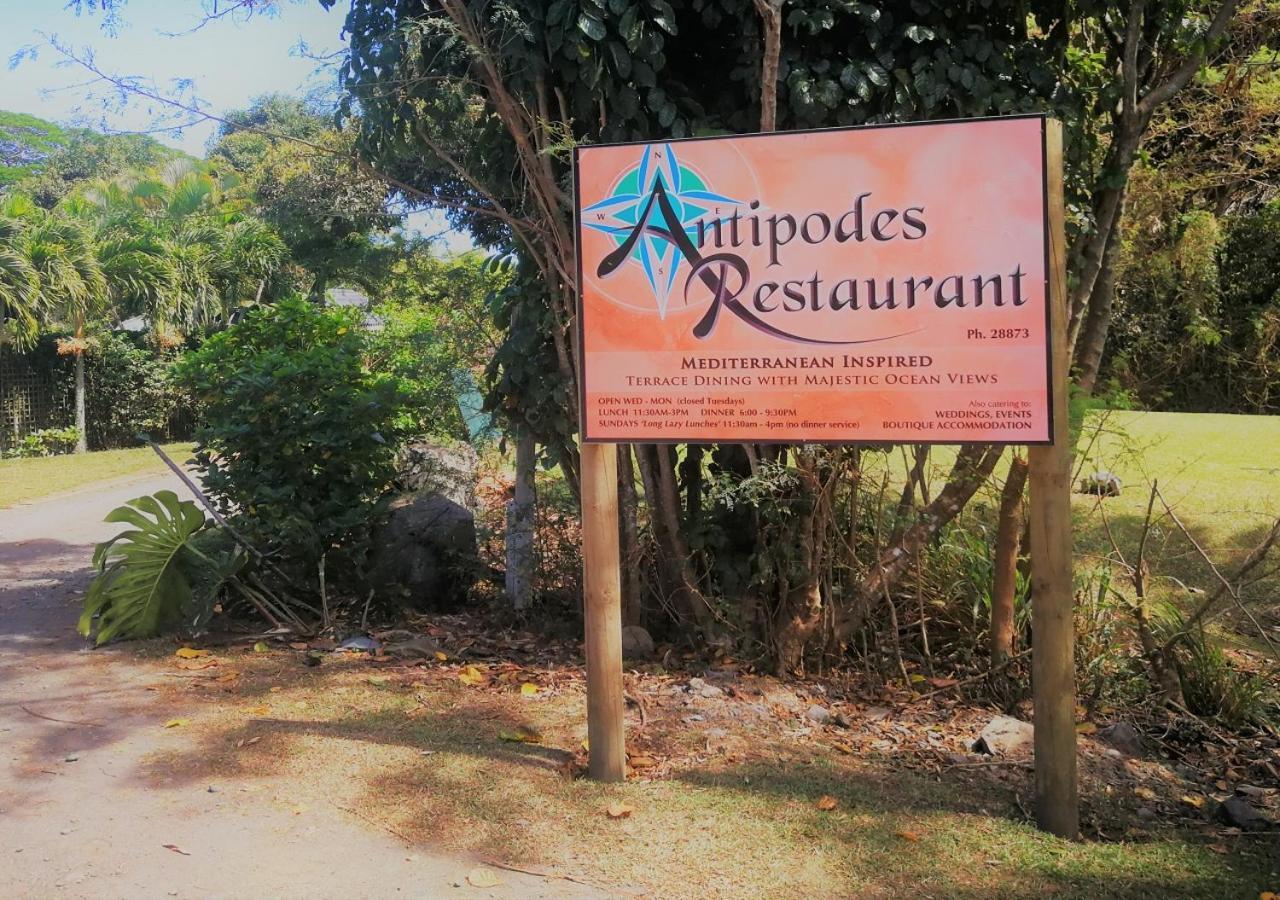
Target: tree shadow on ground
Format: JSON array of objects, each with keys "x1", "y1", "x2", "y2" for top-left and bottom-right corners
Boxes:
[{"x1": 108, "y1": 665, "x2": 1274, "y2": 900}]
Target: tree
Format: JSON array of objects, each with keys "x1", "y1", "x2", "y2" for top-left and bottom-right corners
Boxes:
[
  {"x1": 209, "y1": 95, "x2": 399, "y2": 299},
  {"x1": 330, "y1": 0, "x2": 1065, "y2": 668},
  {"x1": 13, "y1": 205, "x2": 110, "y2": 452},
  {"x1": 0, "y1": 201, "x2": 43, "y2": 348}
]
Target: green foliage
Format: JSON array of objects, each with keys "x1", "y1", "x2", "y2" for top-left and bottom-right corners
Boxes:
[
  {"x1": 1173, "y1": 626, "x2": 1276, "y2": 730},
  {"x1": 79, "y1": 490, "x2": 215, "y2": 645},
  {"x1": 1110, "y1": 187, "x2": 1280, "y2": 414},
  {"x1": 84, "y1": 331, "x2": 190, "y2": 449},
  {"x1": 176, "y1": 297, "x2": 403, "y2": 581},
  {"x1": 367, "y1": 249, "x2": 504, "y2": 440},
  {"x1": 1, "y1": 426, "x2": 80, "y2": 458},
  {"x1": 209, "y1": 95, "x2": 398, "y2": 299}
]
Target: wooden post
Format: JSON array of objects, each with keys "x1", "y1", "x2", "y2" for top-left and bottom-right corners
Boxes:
[
  {"x1": 1028, "y1": 118, "x2": 1078, "y2": 839},
  {"x1": 581, "y1": 441, "x2": 626, "y2": 781}
]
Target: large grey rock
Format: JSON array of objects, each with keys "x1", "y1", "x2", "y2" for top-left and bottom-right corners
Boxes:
[
  {"x1": 972, "y1": 715, "x2": 1035, "y2": 755},
  {"x1": 806, "y1": 705, "x2": 832, "y2": 725},
  {"x1": 621, "y1": 625, "x2": 655, "y2": 660},
  {"x1": 1097, "y1": 721, "x2": 1143, "y2": 757},
  {"x1": 1217, "y1": 797, "x2": 1270, "y2": 829},
  {"x1": 370, "y1": 491, "x2": 478, "y2": 611},
  {"x1": 395, "y1": 440, "x2": 478, "y2": 509}
]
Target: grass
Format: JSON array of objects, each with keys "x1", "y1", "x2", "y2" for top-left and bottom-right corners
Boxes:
[
  {"x1": 863, "y1": 409, "x2": 1280, "y2": 636},
  {"x1": 139, "y1": 648, "x2": 1278, "y2": 899},
  {"x1": 0, "y1": 441, "x2": 194, "y2": 508}
]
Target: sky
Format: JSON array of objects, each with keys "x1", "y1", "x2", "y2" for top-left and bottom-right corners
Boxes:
[{"x1": 0, "y1": 0, "x2": 470, "y2": 251}]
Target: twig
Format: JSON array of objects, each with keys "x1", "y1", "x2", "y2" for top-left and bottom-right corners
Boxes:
[
  {"x1": 19, "y1": 705, "x2": 102, "y2": 727},
  {"x1": 360, "y1": 589, "x2": 375, "y2": 632},
  {"x1": 907, "y1": 648, "x2": 1032, "y2": 704},
  {"x1": 480, "y1": 859, "x2": 607, "y2": 890},
  {"x1": 331, "y1": 802, "x2": 416, "y2": 845},
  {"x1": 1155, "y1": 487, "x2": 1280, "y2": 661}
]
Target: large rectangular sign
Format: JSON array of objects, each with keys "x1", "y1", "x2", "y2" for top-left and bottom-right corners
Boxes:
[{"x1": 574, "y1": 115, "x2": 1053, "y2": 444}]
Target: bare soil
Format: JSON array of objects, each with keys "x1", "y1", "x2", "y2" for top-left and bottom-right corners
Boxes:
[{"x1": 0, "y1": 474, "x2": 600, "y2": 899}]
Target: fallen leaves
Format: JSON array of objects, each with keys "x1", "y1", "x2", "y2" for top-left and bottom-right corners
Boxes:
[
  {"x1": 606, "y1": 801, "x2": 635, "y2": 819},
  {"x1": 174, "y1": 647, "x2": 209, "y2": 659},
  {"x1": 498, "y1": 725, "x2": 543, "y2": 744},
  {"x1": 520, "y1": 682, "x2": 539, "y2": 697},
  {"x1": 627, "y1": 755, "x2": 658, "y2": 770},
  {"x1": 163, "y1": 718, "x2": 190, "y2": 729},
  {"x1": 161, "y1": 844, "x2": 190, "y2": 856},
  {"x1": 465, "y1": 867, "x2": 501, "y2": 888},
  {"x1": 458, "y1": 665, "x2": 487, "y2": 686},
  {"x1": 235, "y1": 736, "x2": 262, "y2": 749},
  {"x1": 176, "y1": 657, "x2": 218, "y2": 670},
  {"x1": 816, "y1": 795, "x2": 838, "y2": 811},
  {"x1": 895, "y1": 829, "x2": 922, "y2": 843}
]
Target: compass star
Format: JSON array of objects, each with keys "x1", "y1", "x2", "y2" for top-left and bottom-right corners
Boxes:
[{"x1": 584, "y1": 143, "x2": 741, "y2": 318}]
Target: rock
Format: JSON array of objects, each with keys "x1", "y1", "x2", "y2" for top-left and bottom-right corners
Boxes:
[
  {"x1": 1078, "y1": 471, "x2": 1122, "y2": 497},
  {"x1": 394, "y1": 440, "x2": 478, "y2": 510},
  {"x1": 864, "y1": 706, "x2": 892, "y2": 722},
  {"x1": 336, "y1": 635, "x2": 380, "y2": 653},
  {"x1": 972, "y1": 715, "x2": 1035, "y2": 755},
  {"x1": 383, "y1": 636, "x2": 442, "y2": 659},
  {"x1": 621, "y1": 625, "x2": 655, "y2": 660},
  {"x1": 688, "y1": 677, "x2": 725, "y2": 699},
  {"x1": 1236, "y1": 784, "x2": 1270, "y2": 800},
  {"x1": 369, "y1": 491, "x2": 479, "y2": 612},
  {"x1": 1217, "y1": 796, "x2": 1270, "y2": 829},
  {"x1": 1097, "y1": 721, "x2": 1143, "y2": 756},
  {"x1": 763, "y1": 687, "x2": 804, "y2": 712},
  {"x1": 806, "y1": 705, "x2": 832, "y2": 725}
]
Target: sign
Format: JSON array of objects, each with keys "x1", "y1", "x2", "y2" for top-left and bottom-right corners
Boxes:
[{"x1": 574, "y1": 114, "x2": 1053, "y2": 444}]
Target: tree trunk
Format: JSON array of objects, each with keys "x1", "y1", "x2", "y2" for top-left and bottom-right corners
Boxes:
[
  {"x1": 617, "y1": 444, "x2": 643, "y2": 627},
  {"x1": 991, "y1": 454, "x2": 1029, "y2": 666},
  {"x1": 505, "y1": 428, "x2": 536, "y2": 611},
  {"x1": 1074, "y1": 204, "x2": 1125, "y2": 396},
  {"x1": 636, "y1": 443, "x2": 711, "y2": 633},
  {"x1": 74, "y1": 351, "x2": 88, "y2": 453},
  {"x1": 840, "y1": 445, "x2": 1004, "y2": 640}
]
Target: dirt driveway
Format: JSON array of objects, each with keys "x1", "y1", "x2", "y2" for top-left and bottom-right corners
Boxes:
[{"x1": 0, "y1": 474, "x2": 601, "y2": 899}]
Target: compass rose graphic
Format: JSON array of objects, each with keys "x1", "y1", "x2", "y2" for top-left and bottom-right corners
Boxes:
[{"x1": 584, "y1": 143, "x2": 741, "y2": 318}]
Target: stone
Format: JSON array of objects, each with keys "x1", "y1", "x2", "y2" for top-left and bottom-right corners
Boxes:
[
  {"x1": 621, "y1": 625, "x2": 655, "y2": 660},
  {"x1": 688, "y1": 677, "x2": 724, "y2": 699},
  {"x1": 763, "y1": 687, "x2": 804, "y2": 712},
  {"x1": 1078, "y1": 471, "x2": 1122, "y2": 497},
  {"x1": 336, "y1": 635, "x2": 380, "y2": 653},
  {"x1": 806, "y1": 705, "x2": 832, "y2": 725},
  {"x1": 394, "y1": 440, "x2": 478, "y2": 510},
  {"x1": 972, "y1": 715, "x2": 1035, "y2": 756},
  {"x1": 383, "y1": 636, "x2": 443, "y2": 659},
  {"x1": 1097, "y1": 721, "x2": 1143, "y2": 757},
  {"x1": 369, "y1": 491, "x2": 479, "y2": 612},
  {"x1": 1217, "y1": 797, "x2": 1270, "y2": 829}
]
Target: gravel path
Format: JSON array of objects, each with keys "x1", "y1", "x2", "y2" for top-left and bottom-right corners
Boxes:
[{"x1": 0, "y1": 473, "x2": 601, "y2": 899}]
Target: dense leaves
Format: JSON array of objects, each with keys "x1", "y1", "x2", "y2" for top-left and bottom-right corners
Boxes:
[
  {"x1": 79, "y1": 490, "x2": 214, "y2": 645},
  {"x1": 176, "y1": 297, "x2": 404, "y2": 582}
]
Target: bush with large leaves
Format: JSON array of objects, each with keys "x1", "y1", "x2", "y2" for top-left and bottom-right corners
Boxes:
[
  {"x1": 79, "y1": 490, "x2": 230, "y2": 645},
  {"x1": 175, "y1": 297, "x2": 404, "y2": 591}
]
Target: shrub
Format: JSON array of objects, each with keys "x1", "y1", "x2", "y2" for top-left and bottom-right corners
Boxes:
[
  {"x1": 175, "y1": 297, "x2": 403, "y2": 586},
  {"x1": 1, "y1": 425, "x2": 80, "y2": 458},
  {"x1": 1175, "y1": 631, "x2": 1276, "y2": 730},
  {"x1": 84, "y1": 331, "x2": 191, "y2": 450}
]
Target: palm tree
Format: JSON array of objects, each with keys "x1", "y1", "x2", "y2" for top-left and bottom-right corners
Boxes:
[
  {"x1": 17, "y1": 211, "x2": 110, "y2": 452},
  {"x1": 0, "y1": 207, "x2": 42, "y2": 349}
]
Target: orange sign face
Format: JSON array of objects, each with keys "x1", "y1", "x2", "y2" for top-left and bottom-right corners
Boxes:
[{"x1": 575, "y1": 115, "x2": 1053, "y2": 444}]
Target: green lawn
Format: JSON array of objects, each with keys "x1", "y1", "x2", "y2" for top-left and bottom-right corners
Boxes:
[
  {"x1": 1071, "y1": 410, "x2": 1280, "y2": 634},
  {"x1": 0, "y1": 442, "x2": 194, "y2": 509},
  {"x1": 861, "y1": 409, "x2": 1280, "y2": 641}
]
